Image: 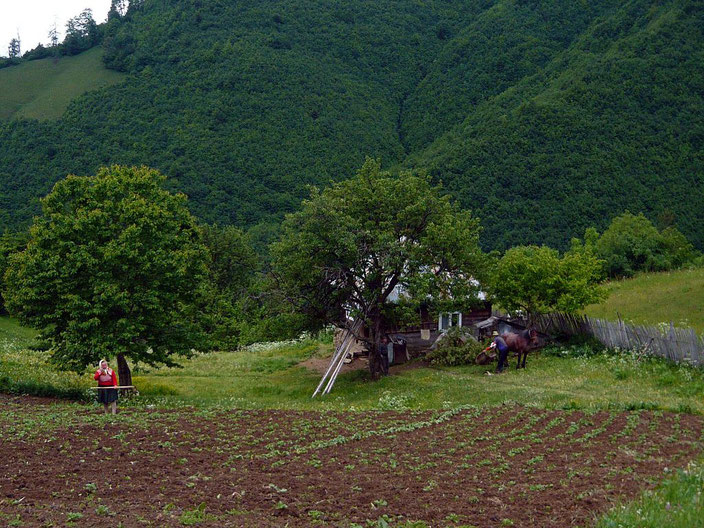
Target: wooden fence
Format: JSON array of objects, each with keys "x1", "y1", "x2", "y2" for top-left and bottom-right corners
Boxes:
[{"x1": 533, "y1": 313, "x2": 704, "y2": 367}]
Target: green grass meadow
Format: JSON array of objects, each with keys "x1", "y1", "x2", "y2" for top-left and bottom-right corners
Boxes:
[
  {"x1": 133, "y1": 345, "x2": 704, "y2": 413},
  {"x1": 585, "y1": 268, "x2": 704, "y2": 333},
  {"x1": 0, "y1": 318, "x2": 88, "y2": 400},
  {"x1": 0, "y1": 48, "x2": 125, "y2": 120},
  {"x1": 1, "y1": 317, "x2": 702, "y2": 414}
]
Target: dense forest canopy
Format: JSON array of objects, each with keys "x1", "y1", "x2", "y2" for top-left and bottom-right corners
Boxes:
[{"x1": 0, "y1": 0, "x2": 701, "y2": 251}]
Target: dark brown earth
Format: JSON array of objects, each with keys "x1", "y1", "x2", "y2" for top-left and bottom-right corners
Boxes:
[
  {"x1": 0, "y1": 394, "x2": 702, "y2": 527},
  {"x1": 299, "y1": 355, "x2": 369, "y2": 375},
  {"x1": 300, "y1": 355, "x2": 429, "y2": 376}
]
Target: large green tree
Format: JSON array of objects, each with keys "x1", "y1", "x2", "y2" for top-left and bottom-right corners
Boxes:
[
  {"x1": 0, "y1": 230, "x2": 29, "y2": 314},
  {"x1": 271, "y1": 158, "x2": 484, "y2": 379},
  {"x1": 63, "y1": 9, "x2": 99, "y2": 55},
  {"x1": 489, "y1": 244, "x2": 605, "y2": 319},
  {"x1": 4, "y1": 166, "x2": 210, "y2": 385},
  {"x1": 595, "y1": 212, "x2": 697, "y2": 278},
  {"x1": 199, "y1": 224, "x2": 258, "y2": 349}
]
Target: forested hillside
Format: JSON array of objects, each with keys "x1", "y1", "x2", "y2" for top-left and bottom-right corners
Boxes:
[
  {"x1": 408, "y1": 0, "x2": 704, "y2": 249},
  {"x1": 0, "y1": 0, "x2": 701, "y2": 250}
]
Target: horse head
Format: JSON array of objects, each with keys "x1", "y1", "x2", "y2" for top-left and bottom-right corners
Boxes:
[{"x1": 528, "y1": 328, "x2": 539, "y2": 347}]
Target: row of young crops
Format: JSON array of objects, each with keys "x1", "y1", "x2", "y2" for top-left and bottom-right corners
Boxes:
[{"x1": 1, "y1": 396, "x2": 702, "y2": 527}]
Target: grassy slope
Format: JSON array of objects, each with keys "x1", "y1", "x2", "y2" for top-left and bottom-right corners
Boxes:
[
  {"x1": 0, "y1": 316, "x2": 38, "y2": 341},
  {"x1": 0, "y1": 48, "x2": 124, "y2": 120},
  {"x1": 0, "y1": 318, "x2": 87, "y2": 399},
  {"x1": 584, "y1": 268, "x2": 704, "y2": 333}
]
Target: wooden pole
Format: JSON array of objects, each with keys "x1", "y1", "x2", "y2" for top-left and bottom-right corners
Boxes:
[
  {"x1": 323, "y1": 329, "x2": 357, "y2": 395},
  {"x1": 312, "y1": 318, "x2": 361, "y2": 398},
  {"x1": 312, "y1": 335, "x2": 349, "y2": 397}
]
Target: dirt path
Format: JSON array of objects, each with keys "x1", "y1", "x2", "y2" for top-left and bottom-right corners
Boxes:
[
  {"x1": 299, "y1": 355, "x2": 368, "y2": 375},
  {"x1": 300, "y1": 355, "x2": 428, "y2": 376}
]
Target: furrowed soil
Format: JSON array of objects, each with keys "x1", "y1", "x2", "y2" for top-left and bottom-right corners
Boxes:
[{"x1": 1, "y1": 395, "x2": 702, "y2": 527}]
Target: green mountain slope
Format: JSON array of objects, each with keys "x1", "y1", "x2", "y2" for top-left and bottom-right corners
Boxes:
[
  {"x1": 0, "y1": 48, "x2": 125, "y2": 121},
  {"x1": 0, "y1": 0, "x2": 701, "y2": 251},
  {"x1": 399, "y1": 0, "x2": 621, "y2": 151},
  {"x1": 409, "y1": 0, "x2": 704, "y2": 249},
  {"x1": 0, "y1": 0, "x2": 483, "y2": 229}
]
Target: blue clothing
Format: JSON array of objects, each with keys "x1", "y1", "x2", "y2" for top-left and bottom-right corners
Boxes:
[
  {"x1": 98, "y1": 387, "x2": 118, "y2": 404},
  {"x1": 494, "y1": 336, "x2": 509, "y2": 372}
]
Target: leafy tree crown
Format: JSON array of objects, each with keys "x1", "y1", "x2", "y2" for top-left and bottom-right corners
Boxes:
[
  {"x1": 271, "y1": 158, "x2": 484, "y2": 335},
  {"x1": 489, "y1": 244, "x2": 605, "y2": 317},
  {"x1": 4, "y1": 165, "x2": 210, "y2": 372}
]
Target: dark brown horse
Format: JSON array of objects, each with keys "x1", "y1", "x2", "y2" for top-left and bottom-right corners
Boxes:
[{"x1": 497, "y1": 328, "x2": 540, "y2": 371}]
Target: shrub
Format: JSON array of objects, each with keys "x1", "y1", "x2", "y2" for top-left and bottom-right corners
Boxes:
[
  {"x1": 542, "y1": 337, "x2": 603, "y2": 359},
  {"x1": 562, "y1": 333, "x2": 605, "y2": 351},
  {"x1": 427, "y1": 328, "x2": 485, "y2": 366},
  {"x1": 660, "y1": 227, "x2": 698, "y2": 269},
  {"x1": 0, "y1": 374, "x2": 92, "y2": 402},
  {"x1": 489, "y1": 244, "x2": 605, "y2": 315}
]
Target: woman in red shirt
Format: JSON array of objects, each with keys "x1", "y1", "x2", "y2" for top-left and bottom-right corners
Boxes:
[{"x1": 94, "y1": 359, "x2": 118, "y2": 414}]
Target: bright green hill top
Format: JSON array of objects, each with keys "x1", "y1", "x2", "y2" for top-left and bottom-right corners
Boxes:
[
  {"x1": 0, "y1": 48, "x2": 124, "y2": 121},
  {"x1": 584, "y1": 268, "x2": 704, "y2": 333}
]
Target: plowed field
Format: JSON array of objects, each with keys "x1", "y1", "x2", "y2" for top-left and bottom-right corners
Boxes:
[{"x1": 1, "y1": 395, "x2": 702, "y2": 527}]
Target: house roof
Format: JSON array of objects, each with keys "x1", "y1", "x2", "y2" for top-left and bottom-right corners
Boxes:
[{"x1": 475, "y1": 316, "x2": 500, "y2": 329}]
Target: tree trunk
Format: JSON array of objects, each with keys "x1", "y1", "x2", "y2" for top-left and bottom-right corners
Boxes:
[
  {"x1": 369, "y1": 343, "x2": 383, "y2": 380},
  {"x1": 116, "y1": 353, "x2": 132, "y2": 387},
  {"x1": 367, "y1": 310, "x2": 385, "y2": 381},
  {"x1": 527, "y1": 311, "x2": 536, "y2": 329}
]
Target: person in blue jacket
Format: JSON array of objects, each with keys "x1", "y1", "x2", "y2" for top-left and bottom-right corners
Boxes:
[{"x1": 486, "y1": 335, "x2": 510, "y2": 373}]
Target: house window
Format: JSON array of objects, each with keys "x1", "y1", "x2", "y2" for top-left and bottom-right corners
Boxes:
[{"x1": 439, "y1": 312, "x2": 462, "y2": 331}]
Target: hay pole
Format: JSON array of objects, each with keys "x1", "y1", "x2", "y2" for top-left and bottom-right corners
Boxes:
[
  {"x1": 323, "y1": 338, "x2": 353, "y2": 395},
  {"x1": 311, "y1": 344, "x2": 346, "y2": 398},
  {"x1": 312, "y1": 318, "x2": 361, "y2": 398},
  {"x1": 323, "y1": 324, "x2": 360, "y2": 395}
]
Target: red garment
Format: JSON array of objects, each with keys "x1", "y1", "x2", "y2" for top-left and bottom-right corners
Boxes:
[{"x1": 94, "y1": 368, "x2": 118, "y2": 387}]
